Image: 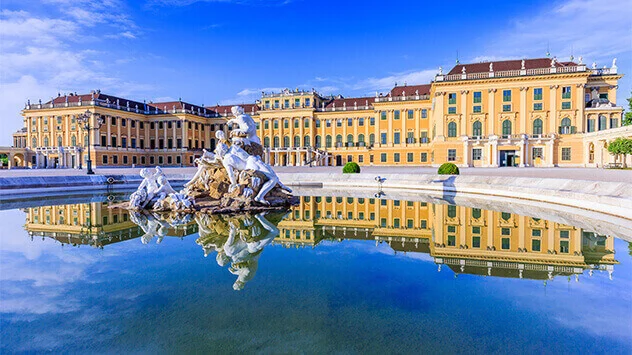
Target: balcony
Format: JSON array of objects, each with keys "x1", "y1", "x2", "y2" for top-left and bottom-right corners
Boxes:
[
  {"x1": 374, "y1": 94, "x2": 430, "y2": 102},
  {"x1": 435, "y1": 65, "x2": 588, "y2": 82}
]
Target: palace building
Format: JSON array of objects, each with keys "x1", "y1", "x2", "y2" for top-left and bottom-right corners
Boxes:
[{"x1": 6, "y1": 56, "x2": 629, "y2": 169}]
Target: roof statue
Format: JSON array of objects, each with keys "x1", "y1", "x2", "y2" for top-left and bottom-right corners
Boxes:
[{"x1": 119, "y1": 105, "x2": 295, "y2": 215}]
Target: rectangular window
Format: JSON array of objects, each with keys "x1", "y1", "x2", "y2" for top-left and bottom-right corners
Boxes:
[
  {"x1": 101, "y1": 135, "x2": 106, "y2": 146},
  {"x1": 370, "y1": 213, "x2": 375, "y2": 221},
  {"x1": 472, "y1": 236, "x2": 481, "y2": 248},
  {"x1": 305, "y1": 98, "x2": 311, "y2": 107},
  {"x1": 102, "y1": 155, "x2": 108, "y2": 164},
  {"x1": 380, "y1": 111, "x2": 387, "y2": 120},
  {"x1": 447, "y1": 149, "x2": 456, "y2": 162},
  {"x1": 562, "y1": 86, "x2": 571, "y2": 99},
  {"x1": 560, "y1": 240, "x2": 569, "y2": 253},
  {"x1": 447, "y1": 235, "x2": 456, "y2": 246},
  {"x1": 393, "y1": 132, "x2": 400, "y2": 144},
  {"x1": 121, "y1": 137, "x2": 127, "y2": 148},
  {"x1": 393, "y1": 153, "x2": 400, "y2": 163},
  {"x1": 473, "y1": 105, "x2": 481, "y2": 113},
  {"x1": 447, "y1": 225, "x2": 456, "y2": 233},
  {"x1": 265, "y1": 101, "x2": 270, "y2": 109},
  {"x1": 358, "y1": 155, "x2": 364, "y2": 163},
  {"x1": 501, "y1": 228, "x2": 511, "y2": 236},
  {"x1": 560, "y1": 230, "x2": 570, "y2": 238},
  {"x1": 407, "y1": 110, "x2": 413, "y2": 119},
  {"x1": 561, "y1": 147, "x2": 571, "y2": 161},
  {"x1": 380, "y1": 218, "x2": 387, "y2": 227},
  {"x1": 131, "y1": 138, "x2": 136, "y2": 148},
  {"x1": 503, "y1": 90, "x2": 511, "y2": 102},
  {"x1": 532, "y1": 229, "x2": 542, "y2": 237},
  {"x1": 380, "y1": 133, "x2": 387, "y2": 144},
  {"x1": 294, "y1": 98, "x2": 300, "y2": 107},
  {"x1": 448, "y1": 93, "x2": 457, "y2": 105},
  {"x1": 503, "y1": 104, "x2": 511, "y2": 112},
  {"x1": 380, "y1": 153, "x2": 387, "y2": 163},
  {"x1": 562, "y1": 101, "x2": 571, "y2": 110},
  {"x1": 394, "y1": 110, "x2": 400, "y2": 120},
  {"x1": 274, "y1": 100, "x2": 279, "y2": 109},
  {"x1": 534, "y1": 88, "x2": 543, "y2": 100},
  {"x1": 123, "y1": 155, "x2": 128, "y2": 165},
  {"x1": 420, "y1": 220, "x2": 427, "y2": 229},
  {"x1": 421, "y1": 109, "x2": 427, "y2": 118},
  {"x1": 112, "y1": 155, "x2": 118, "y2": 164},
  {"x1": 533, "y1": 103, "x2": 543, "y2": 111},
  {"x1": 473, "y1": 91, "x2": 482, "y2": 103},
  {"x1": 532, "y1": 239, "x2": 541, "y2": 251},
  {"x1": 370, "y1": 117, "x2": 375, "y2": 125},
  {"x1": 501, "y1": 238, "x2": 510, "y2": 250},
  {"x1": 407, "y1": 219, "x2": 414, "y2": 228},
  {"x1": 407, "y1": 152, "x2": 413, "y2": 162},
  {"x1": 393, "y1": 219, "x2": 400, "y2": 228},
  {"x1": 420, "y1": 152, "x2": 427, "y2": 162},
  {"x1": 448, "y1": 107, "x2": 457, "y2": 114},
  {"x1": 284, "y1": 99, "x2": 289, "y2": 108},
  {"x1": 472, "y1": 226, "x2": 481, "y2": 234},
  {"x1": 472, "y1": 148, "x2": 482, "y2": 160}
]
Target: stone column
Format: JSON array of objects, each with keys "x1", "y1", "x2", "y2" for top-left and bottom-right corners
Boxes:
[
  {"x1": 181, "y1": 120, "x2": 187, "y2": 148},
  {"x1": 546, "y1": 140, "x2": 555, "y2": 167},
  {"x1": 519, "y1": 135, "x2": 527, "y2": 167},
  {"x1": 549, "y1": 85, "x2": 558, "y2": 134},
  {"x1": 107, "y1": 117, "x2": 111, "y2": 147},
  {"x1": 172, "y1": 121, "x2": 176, "y2": 150},
  {"x1": 488, "y1": 89, "x2": 496, "y2": 135},
  {"x1": 489, "y1": 135, "x2": 499, "y2": 167},
  {"x1": 461, "y1": 136, "x2": 470, "y2": 167}
]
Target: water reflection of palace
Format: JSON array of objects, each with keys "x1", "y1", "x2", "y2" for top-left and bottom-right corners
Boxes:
[
  {"x1": 23, "y1": 202, "x2": 198, "y2": 248},
  {"x1": 277, "y1": 196, "x2": 618, "y2": 280},
  {"x1": 23, "y1": 198, "x2": 618, "y2": 281}
]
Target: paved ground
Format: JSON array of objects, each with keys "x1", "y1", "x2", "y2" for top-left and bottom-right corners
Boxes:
[{"x1": 1, "y1": 166, "x2": 631, "y2": 182}]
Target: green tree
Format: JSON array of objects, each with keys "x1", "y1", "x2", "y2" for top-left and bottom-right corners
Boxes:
[
  {"x1": 624, "y1": 91, "x2": 632, "y2": 126},
  {"x1": 607, "y1": 137, "x2": 632, "y2": 168}
]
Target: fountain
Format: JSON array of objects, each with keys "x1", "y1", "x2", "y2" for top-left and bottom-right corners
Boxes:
[{"x1": 120, "y1": 106, "x2": 295, "y2": 214}]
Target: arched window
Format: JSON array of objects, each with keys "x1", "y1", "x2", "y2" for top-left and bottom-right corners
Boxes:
[
  {"x1": 533, "y1": 118, "x2": 543, "y2": 135},
  {"x1": 273, "y1": 136, "x2": 279, "y2": 148},
  {"x1": 501, "y1": 212, "x2": 511, "y2": 221},
  {"x1": 598, "y1": 115, "x2": 607, "y2": 130},
  {"x1": 264, "y1": 137, "x2": 270, "y2": 148},
  {"x1": 502, "y1": 120, "x2": 512, "y2": 136},
  {"x1": 31, "y1": 137, "x2": 37, "y2": 148},
  {"x1": 294, "y1": 135, "x2": 300, "y2": 147},
  {"x1": 326, "y1": 135, "x2": 332, "y2": 148},
  {"x1": 472, "y1": 121, "x2": 482, "y2": 137},
  {"x1": 273, "y1": 120, "x2": 279, "y2": 129},
  {"x1": 304, "y1": 135, "x2": 310, "y2": 147},
  {"x1": 283, "y1": 136, "x2": 290, "y2": 147},
  {"x1": 335, "y1": 134, "x2": 342, "y2": 147},
  {"x1": 560, "y1": 117, "x2": 572, "y2": 134},
  {"x1": 447, "y1": 205, "x2": 457, "y2": 218},
  {"x1": 71, "y1": 135, "x2": 77, "y2": 146},
  {"x1": 447, "y1": 122, "x2": 457, "y2": 137},
  {"x1": 472, "y1": 208, "x2": 482, "y2": 219},
  {"x1": 369, "y1": 133, "x2": 375, "y2": 145},
  {"x1": 346, "y1": 134, "x2": 354, "y2": 147},
  {"x1": 358, "y1": 134, "x2": 365, "y2": 146},
  {"x1": 57, "y1": 136, "x2": 63, "y2": 147},
  {"x1": 315, "y1": 135, "x2": 321, "y2": 148},
  {"x1": 44, "y1": 137, "x2": 49, "y2": 147}
]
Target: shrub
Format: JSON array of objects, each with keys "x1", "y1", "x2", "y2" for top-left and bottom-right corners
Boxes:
[
  {"x1": 342, "y1": 162, "x2": 361, "y2": 174},
  {"x1": 438, "y1": 162, "x2": 459, "y2": 175}
]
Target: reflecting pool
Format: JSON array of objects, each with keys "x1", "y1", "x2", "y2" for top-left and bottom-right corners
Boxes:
[{"x1": 1, "y1": 192, "x2": 631, "y2": 353}]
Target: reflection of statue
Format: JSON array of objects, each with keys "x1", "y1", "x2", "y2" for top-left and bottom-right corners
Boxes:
[
  {"x1": 130, "y1": 211, "x2": 171, "y2": 244},
  {"x1": 194, "y1": 211, "x2": 284, "y2": 290}
]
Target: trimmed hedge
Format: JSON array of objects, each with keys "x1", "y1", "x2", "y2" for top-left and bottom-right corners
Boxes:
[
  {"x1": 342, "y1": 162, "x2": 361, "y2": 174},
  {"x1": 438, "y1": 162, "x2": 459, "y2": 175}
]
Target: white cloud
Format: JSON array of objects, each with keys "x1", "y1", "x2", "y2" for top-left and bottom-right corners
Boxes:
[
  {"x1": 352, "y1": 69, "x2": 437, "y2": 93},
  {"x1": 0, "y1": 4, "x2": 149, "y2": 146}
]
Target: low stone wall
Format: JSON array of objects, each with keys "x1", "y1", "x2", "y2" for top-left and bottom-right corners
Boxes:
[
  {"x1": 278, "y1": 173, "x2": 632, "y2": 220},
  {"x1": 1, "y1": 172, "x2": 630, "y2": 220}
]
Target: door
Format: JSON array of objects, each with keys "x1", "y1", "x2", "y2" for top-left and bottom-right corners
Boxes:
[
  {"x1": 336, "y1": 155, "x2": 342, "y2": 166},
  {"x1": 499, "y1": 150, "x2": 516, "y2": 167}
]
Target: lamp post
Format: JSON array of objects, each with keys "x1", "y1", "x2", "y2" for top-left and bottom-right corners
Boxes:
[{"x1": 77, "y1": 110, "x2": 104, "y2": 175}]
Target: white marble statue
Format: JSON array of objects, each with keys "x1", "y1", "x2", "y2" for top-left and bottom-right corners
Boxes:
[{"x1": 226, "y1": 106, "x2": 261, "y2": 146}]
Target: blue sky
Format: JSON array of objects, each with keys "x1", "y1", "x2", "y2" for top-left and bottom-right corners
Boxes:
[{"x1": 0, "y1": 0, "x2": 630, "y2": 145}]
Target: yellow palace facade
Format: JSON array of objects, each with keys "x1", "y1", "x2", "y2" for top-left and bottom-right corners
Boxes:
[{"x1": 9, "y1": 57, "x2": 628, "y2": 169}]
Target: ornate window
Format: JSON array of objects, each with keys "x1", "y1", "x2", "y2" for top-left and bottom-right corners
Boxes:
[
  {"x1": 315, "y1": 135, "x2": 321, "y2": 148},
  {"x1": 32, "y1": 137, "x2": 37, "y2": 147},
  {"x1": 71, "y1": 135, "x2": 77, "y2": 146},
  {"x1": 472, "y1": 121, "x2": 482, "y2": 137},
  {"x1": 57, "y1": 136, "x2": 62, "y2": 147},
  {"x1": 263, "y1": 137, "x2": 270, "y2": 148},
  {"x1": 346, "y1": 134, "x2": 354, "y2": 147},
  {"x1": 598, "y1": 115, "x2": 607, "y2": 130},
  {"x1": 358, "y1": 134, "x2": 365, "y2": 146},
  {"x1": 533, "y1": 119, "x2": 543, "y2": 135},
  {"x1": 283, "y1": 136, "x2": 289, "y2": 147},
  {"x1": 502, "y1": 120, "x2": 512, "y2": 136},
  {"x1": 325, "y1": 135, "x2": 332, "y2": 148},
  {"x1": 294, "y1": 135, "x2": 300, "y2": 147},
  {"x1": 273, "y1": 136, "x2": 279, "y2": 148},
  {"x1": 559, "y1": 117, "x2": 572, "y2": 134},
  {"x1": 304, "y1": 135, "x2": 310, "y2": 147},
  {"x1": 447, "y1": 122, "x2": 457, "y2": 137}
]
